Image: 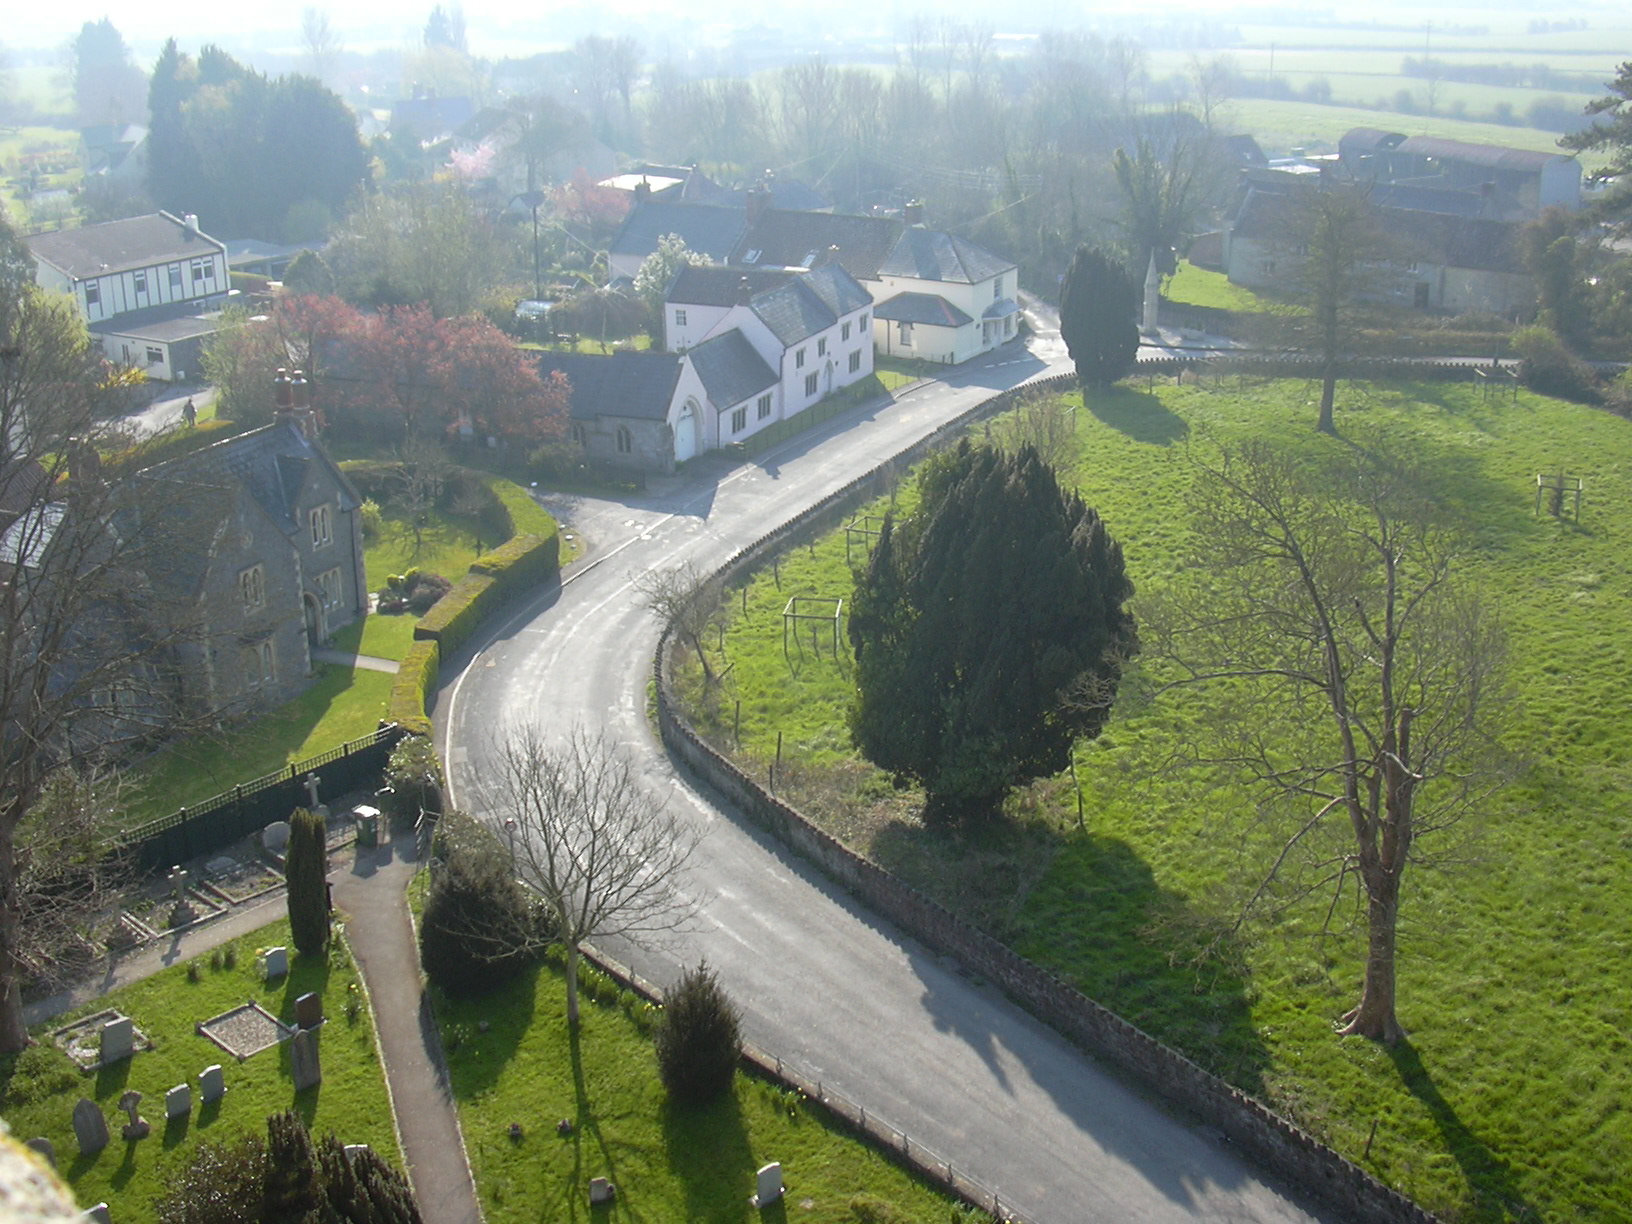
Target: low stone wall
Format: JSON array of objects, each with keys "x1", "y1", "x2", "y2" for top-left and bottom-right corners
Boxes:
[{"x1": 650, "y1": 371, "x2": 1441, "y2": 1224}]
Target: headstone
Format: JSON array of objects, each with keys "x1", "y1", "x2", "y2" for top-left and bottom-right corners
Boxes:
[
  {"x1": 304, "y1": 772, "x2": 322, "y2": 810},
  {"x1": 294, "y1": 992, "x2": 323, "y2": 1029},
  {"x1": 165, "y1": 1083, "x2": 191, "y2": 1119},
  {"x1": 99, "y1": 1016, "x2": 134, "y2": 1065},
  {"x1": 262, "y1": 821, "x2": 291, "y2": 853},
  {"x1": 290, "y1": 1027, "x2": 322, "y2": 1090},
  {"x1": 71, "y1": 1098, "x2": 109, "y2": 1154},
  {"x1": 588, "y1": 1177, "x2": 616, "y2": 1205},
  {"x1": 117, "y1": 1089, "x2": 150, "y2": 1140},
  {"x1": 343, "y1": 1144, "x2": 371, "y2": 1162},
  {"x1": 205, "y1": 855, "x2": 238, "y2": 876},
  {"x1": 753, "y1": 1162, "x2": 784, "y2": 1207},
  {"x1": 263, "y1": 946, "x2": 289, "y2": 980},
  {"x1": 83, "y1": 1205, "x2": 111, "y2": 1224},
  {"x1": 198, "y1": 1064, "x2": 226, "y2": 1104},
  {"x1": 24, "y1": 1137, "x2": 55, "y2": 1169}
]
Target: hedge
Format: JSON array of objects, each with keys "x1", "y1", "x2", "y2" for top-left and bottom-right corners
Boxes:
[
  {"x1": 482, "y1": 474, "x2": 558, "y2": 539},
  {"x1": 413, "y1": 573, "x2": 497, "y2": 655},
  {"x1": 386, "y1": 639, "x2": 441, "y2": 738},
  {"x1": 469, "y1": 531, "x2": 558, "y2": 587}
]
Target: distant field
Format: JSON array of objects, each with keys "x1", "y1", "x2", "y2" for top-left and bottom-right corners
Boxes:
[{"x1": 7, "y1": 64, "x2": 71, "y2": 114}]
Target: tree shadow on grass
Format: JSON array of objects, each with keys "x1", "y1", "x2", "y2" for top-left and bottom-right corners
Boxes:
[
  {"x1": 1085, "y1": 386, "x2": 1190, "y2": 446},
  {"x1": 1388, "y1": 1039, "x2": 1534, "y2": 1220},
  {"x1": 660, "y1": 1089, "x2": 757, "y2": 1224},
  {"x1": 437, "y1": 963, "x2": 537, "y2": 1101},
  {"x1": 562, "y1": 1023, "x2": 662, "y2": 1224}
]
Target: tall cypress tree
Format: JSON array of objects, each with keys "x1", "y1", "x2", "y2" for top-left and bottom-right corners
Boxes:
[
  {"x1": 1058, "y1": 244, "x2": 1140, "y2": 389},
  {"x1": 286, "y1": 807, "x2": 329, "y2": 955},
  {"x1": 849, "y1": 441, "x2": 1138, "y2": 823}
]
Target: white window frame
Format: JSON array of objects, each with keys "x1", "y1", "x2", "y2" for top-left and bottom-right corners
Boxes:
[
  {"x1": 731, "y1": 406, "x2": 747, "y2": 433},
  {"x1": 817, "y1": 337, "x2": 827, "y2": 357},
  {"x1": 616, "y1": 425, "x2": 632, "y2": 453},
  {"x1": 169, "y1": 265, "x2": 184, "y2": 293},
  {"x1": 848, "y1": 350, "x2": 862, "y2": 374},
  {"x1": 133, "y1": 270, "x2": 148, "y2": 295},
  {"x1": 309, "y1": 504, "x2": 333, "y2": 548},
  {"x1": 898, "y1": 321, "x2": 914, "y2": 345},
  {"x1": 841, "y1": 321, "x2": 852, "y2": 341},
  {"x1": 317, "y1": 567, "x2": 344, "y2": 609},
  {"x1": 146, "y1": 346, "x2": 164, "y2": 365},
  {"x1": 674, "y1": 308, "x2": 688, "y2": 327},
  {"x1": 84, "y1": 281, "x2": 100, "y2": 307},
  {"x1": 804, "y1": 372, "x2": 819, "y2": 396},
  {"x1": 757, "y1": 393, "x2": 772, "y2": 420},
  {"x1": 795, "y1": 347, "x2": 806, "y2": 369}
]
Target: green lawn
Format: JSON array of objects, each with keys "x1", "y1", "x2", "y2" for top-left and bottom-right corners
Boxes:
[
  {"x1": 873, "y1": 356, "x2": 940, "y2": 392},
  {"x1": 435, "y1": 955, "x2": 983, "y2": 1223},
  {"x1": 670, "y1": 377, "x2": 1632, "y2": 1222},
  {"x1": 123, "y1": 667, "x2": 392, "y2": 830},
  {"x1": 1162, "y1": 261, "x2": 1281, "y2": 313},
  {"x1": 0, "y1": 920, "x2": 398, "y2": 1223}
]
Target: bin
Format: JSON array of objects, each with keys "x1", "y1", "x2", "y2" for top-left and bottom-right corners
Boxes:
[{"x1": 353, "y1": 804, "x2": 381, "y2": 849}]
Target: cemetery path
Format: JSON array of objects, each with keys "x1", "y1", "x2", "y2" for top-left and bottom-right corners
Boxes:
[{"x1": 333, "y1": 830, "x2": 484, "y2": 1224}]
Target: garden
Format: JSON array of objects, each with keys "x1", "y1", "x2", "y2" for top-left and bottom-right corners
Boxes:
[{"x1": 666, "y1": 375, "x2": 1632, "y2": 1221}]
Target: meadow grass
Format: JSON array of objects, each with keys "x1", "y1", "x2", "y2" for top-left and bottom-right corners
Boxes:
[
  {"x1": 0, "y1": 920, "x2": 397, "y2": 1223},
  {"x1": 670, "y1": 376, "x2": 1632, "y2": 1221},
  {"x1": 435, "y1": 955, "x2": 984, "y2": 1224},
  {"x1": 1163, "y1": 261, "x2": 1281, "y2": 313}
]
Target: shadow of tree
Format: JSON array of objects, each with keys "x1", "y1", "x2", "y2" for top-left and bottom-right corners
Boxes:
[
  {"x1": 1388, "y1": 1040, "x2": 1534, "y2": 1219},
  {"x1": 437, "y1": 964, "x2": 538, "y2": 1100},
  {"x1": 1086, "y1": 386, "x2": 1190, "y2": 446},
  {"x1": 660, "y1": 1090, "x2": 757, "y2": 1224}
]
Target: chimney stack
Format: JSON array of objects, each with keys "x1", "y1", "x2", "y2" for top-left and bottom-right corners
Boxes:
[
  {"x1": 737, "y1": 276, "x2": 754, "y2": 305},
  {"x1": 183, "y1": 212, "x2": 199, "y2": 236},
  {"x1": 633, "y1": 177, "x2": 651, "y2": 203},
  {"x1": 903, "y1": 199, "x2": 925, "y2": 226},
  {"x1": 274, "y1": 368, "x2": 317, "y2": 440},
  {"x1": 745, "y1": 184, "x2": 769, "y2": 226}
]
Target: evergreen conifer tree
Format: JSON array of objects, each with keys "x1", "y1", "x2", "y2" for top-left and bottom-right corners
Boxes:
[
  {"x1": 286, "y1": 807, "x2": 329, "y2": 955},
  {"x1": 1058, "y1": 245, "x2": 1140, "y2": 389}
]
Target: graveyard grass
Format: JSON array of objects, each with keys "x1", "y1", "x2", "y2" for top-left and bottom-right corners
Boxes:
[
  {"x1": 433, "y1": 952, "x2": 980, "y2": 1223},
  {"x1": 668, "y1": 376, "x2": 1632, "y2": 1222},
  {"x1": 0, "y1": 919, "x2": 397, "y2": 1222}
]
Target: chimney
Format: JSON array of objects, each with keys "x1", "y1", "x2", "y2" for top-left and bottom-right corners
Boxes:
[
  {"x1": 274, "y1": 367, "x2": 317, "y2": 440},
  {"x1": 633, "y1": 177, "x2": 651, "y2": 203},
  {"x1": 745, "y1": 185, "x2": 769, "y2": 227},
  {"x1": 903, "y1": 199, "x2": 925, "y2": 226},
  {"x1": 737, "y1": 276, "x2": 754, "y2": 305},
  {"x1": 183, "y1": 212, "x2": 199, "y2": 236}
]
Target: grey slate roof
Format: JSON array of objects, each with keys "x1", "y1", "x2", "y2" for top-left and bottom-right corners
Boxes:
[
  {"x1": 735, "y1": 210, "x2": 904, "y2": 279},
  {"x1": 873, "y1": 293, "x2": 974, "y2": 327},
  {"x1": 1395, "y1": 135, "x2": 1572, "y2": 172},
  {"x1": 27, "y1": 212, "x2": 224, "y2": 280},
  {"x1": 798, "y1": 263, "x2": 873, "y2": 317},
  {"x1": 689, "y1": 330, "x2": 778, "y2": 409},
  {"x1": 750, "y1": 280, "x2": 838, "y2": 347},
  {"x1": 713, "y1": 179, "x2": 831, "y2": 212},
  {"x1": 876, "y1": 228, "x2": 1014, "y2": 284},
  {"x1": 92, "y1": 303, "x2": 221, "y2": 343},
  {"x1": 610, "y1": 202, "x2": 747, "y2": 265},
  {"x1": 535, "y1": 351, "x2": 683, "y2": 422},
  {"x1": 667, "y1": 266, "x2": 793, "y2": 307},
  {"x1": 149, "y1": 421, "x2": 362, "y2": 536}
]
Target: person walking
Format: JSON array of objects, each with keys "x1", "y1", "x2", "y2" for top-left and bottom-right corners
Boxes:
[{"x1": 182, "y1": 397, "x2": 197, "y2": 428}]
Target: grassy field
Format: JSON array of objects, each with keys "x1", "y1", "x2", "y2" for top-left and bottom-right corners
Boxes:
[
  {"x1": 434, "y1": 953, "x2": 985, "y2": 1223},
  {"x1": 670, "y1": 377, "x2": 1632, "y2": 1222},
  {"x1": 0, "y1": 919, "x2": 398, "y2": 1222},
  {"x1": 0, "y1": 124, "x2": 82, "y2": 225},
  {"x1": 1163, "y1": 261, "x2": 1281, "y2": 313}
]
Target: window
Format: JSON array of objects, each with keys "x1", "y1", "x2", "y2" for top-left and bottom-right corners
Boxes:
[
  {"x1": 169, "y1": 265, "x2": 183, "y2": 293},
  {"x1": 245, "y1": 640, "x2": 276, "y2": 688},
  {"x1": 674, "y1": 308, "x2": 688, "y2": 327},
  {"x1": 191, "y1": 257, "x2": 217, "y2": 285},
  {"x1": 898, "y1": 322, "x2": 914, "y2": 345},
  {"x1": 731, "y1": 406, "x2": 747, "y2": 433},
  {"x1": 309, "y1": 505, "x2": 332, "y2": 548},
  {"x1": 91, "y1": 683, "x2": 140, "y2": 712},
  {"x1": 842, "y1": 321, "x2": 852, "y2": 341},
  {"x1": 757, "y1": 393, "x2": 773, "y2": 420},
  {"x1": 316, "y1": 567, "x2": 343, "y2": 609},
  {"x1": 134, "y1": 271, "x2": 147, "y2": 295},
  {"x1": 795, "y1": 347, "x2": 806, "y2": 369},
  {"x1": 239, "y1": 565, "x2": 265, "y2": 611},
  {"x1": 849, "y1": 350, "x2": 862, "y2": 374},
  {"x1": 84, "y1": 282, "x2": 100, "y2": 307},
  {"x1": 859, "y1": 312, "x2": 868, "y2": 329},
  {"x1": 1295, "y1": 243, "x2": 1310, "y2": 257},
  {"x1": 1259, "y1": 259, "x2": 1277, "y2": 276},
  {"x1": 616, "y1": 425, "x2": 632, "y2": 453},
  {"x1": 570, "y1": 423, "x2": 586, "y2": 445},
  {"x1": 744, "y1": 248, "x2": 762, "y2": 263},
  {"x1": 817, "y1": 337, "x2": 827, "y2": 357},
  {"x1": 994, "y1": 276, "x2": 1003, "y2": 300},
  {"x1": 804, "y1": 372, "x2": 819, "y2": 396},
  {"x1": 146, "y1": 346, "x2": 164, "y2": 365}
]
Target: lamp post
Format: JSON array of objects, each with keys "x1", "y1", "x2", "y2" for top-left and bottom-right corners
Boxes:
[{"x1": 514, "y1": 190, "x2": 546, "y2": 303}]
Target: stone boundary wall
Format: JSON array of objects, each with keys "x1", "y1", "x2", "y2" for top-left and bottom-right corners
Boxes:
[{"x1": 650, "y1": 369, "x2": 1441, "y2": 1224}]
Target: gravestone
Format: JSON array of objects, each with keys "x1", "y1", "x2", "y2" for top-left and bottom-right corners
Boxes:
[
  {"x1": 165, "y1": 1083, "x2": 191, "y2": 1119},
  {"x1": 24, "y1": 1137, "x2": 55, "y2": 1169},
  {"x1": 198, "y1": 1064, "x2": 226, "y2": 1104},
  {"x1": 117, "y1": 1089, "x2": 150, "y2": 1140},
  {"x1": 71, "y1": 1098, "x2": 108, "y2": 1154},
  {"x1": 262, "y1": 821, "x2": 291, "y2": 853},
  {"x1": 84, "y1": 1205, "x2": 111, "y2": 1224},
  {"x1": 753, "y1": 1162, "x2": 784, "y2": 1207},
  {"x1": 343, "y1": 1144, "x2": 371, "y2": 1162},
  {"x1": 588, "y1": 1177, "x2": 616, "y2": 1205},
  {"x1": 99, "y1": 1016, "x2": 134, "y2": 1065},
  {"x1": 263, "y1": 946, "x2": 289, "y2": 980},
  {"x1": 290, "y1": 1027, "x2": 322, "y2": 1090},
  {"x1": 294, "y1": 992, "x2": 323, "y2": 1029}
]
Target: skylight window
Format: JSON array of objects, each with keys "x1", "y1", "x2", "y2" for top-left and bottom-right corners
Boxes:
[{"x1": 744, "y1": 249, "x2": 762, "y2": 263}]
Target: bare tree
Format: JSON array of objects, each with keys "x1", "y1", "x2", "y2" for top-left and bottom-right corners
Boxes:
[
  {"x1": 481, "y1": 726, "x2": 699, "y2": 1026},
  {"x1": 390, "y1": 437, "x2": 452, "y2": 556},
  {"x1": 1187, "y1": 54, "x2": 1236, "y2": 131},
  {"x1": 300, "y1": 8, "x2": 343, "y2": 86},
  {"x1": 1142, "y1": 439, "x2": 1511, "y2": 1043},
  {"x1": 989, "y1": 388, "x2": 1077, "y2": 469},
  {"x1": 634, "y1": 561, "x2": 723, "y2": 683}
]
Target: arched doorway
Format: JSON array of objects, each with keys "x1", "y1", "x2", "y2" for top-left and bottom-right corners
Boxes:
[
  {"x1": 303, "y1": 593, "x2": 323, "y2": 652},
  {"x1": 674, "y1": 398, "x2": 700, "y2": 463}
]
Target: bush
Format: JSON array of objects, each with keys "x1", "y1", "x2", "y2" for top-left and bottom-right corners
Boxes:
[
  {"x1": 386, "y1": 640, "x2": 439, "y2": 737},
  {"x1": 1513, "y1": 324, "x2": 1602, "y2": 404},
  {"x1": 654, "y1": 961, "x2": 741, "y2": 1107},
  {"x1": 404, "y1": 571, "x2": 452, "y2": 613},
  {"x1": 359, "y1": 498, "x2": 383, "y2": 541},
  {"x1": 420, "y1": 812, "x2": 536, "y2": 998},
  {"x1": 285, "y1": 807, "x2": 329, "y2": 954},
  {"x1": 382, "y1": 734, "x2": 444, "y2": 820},
  {"x1": 155, "y1": 1131, "x2": 267, "y2": 1224}
]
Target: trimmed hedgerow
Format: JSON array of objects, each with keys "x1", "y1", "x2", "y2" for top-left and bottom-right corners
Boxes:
[
  {"x1": 469, "y1": 531, "x2": 558, "y2": 588},
  {"x1": 413, "y1": 573, "x2": 496, "y2": 655},
  {"x1": 482, "y1": 475, "x2": 559, "y2": 539},
  {"x1": 386, "y1": 640, "x2": 440, "y2": 737}
]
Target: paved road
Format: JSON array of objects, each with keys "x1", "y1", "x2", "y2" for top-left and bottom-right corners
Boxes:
[{"x1": 439, "y1": 336, "x2": 1334, "y2": 1223}]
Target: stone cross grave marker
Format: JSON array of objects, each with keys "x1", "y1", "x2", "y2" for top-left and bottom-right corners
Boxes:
[
  {"x1": 753, "y1": 1162, "x2": 784, "y2": 1207},
  {"x1": 263, "y1": 946, "x2": 289, "y2": 980},
  {"x1": 199, "y1": 1064, "x2": 226, "y2": 1104},
  {"x1": 71, "y1": 1098, "x2": 108, "y2": 1155},
  {"x1": 99, "y1": 1016, "x2": 134, "y2": 1066},
  {"x1": 165, "y1": 1083, "x2": 192, "y2": 1119},
  {"x1": 118, "y1": 1089, "x2": 150, "y2": 1140},
  {"x1": 304, "y1": 772, "x2": 323, "y2": 811},
  {"x1": 291, "y1": 1027, "x2": 322, "y2": 1090}
]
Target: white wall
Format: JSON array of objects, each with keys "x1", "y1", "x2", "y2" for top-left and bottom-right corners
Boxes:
[{"x1": 37, "y1": 248, "x2": 230, "y2": 325}]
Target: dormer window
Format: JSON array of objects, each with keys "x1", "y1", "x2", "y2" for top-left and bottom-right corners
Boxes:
[{"x1": 744, "y1": 249, "x2": 762, "y2": 263}]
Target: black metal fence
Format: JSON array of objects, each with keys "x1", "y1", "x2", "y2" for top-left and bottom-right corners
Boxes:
[{"x1": 115, "y1": 725, "x2": 406, "y2": 874}]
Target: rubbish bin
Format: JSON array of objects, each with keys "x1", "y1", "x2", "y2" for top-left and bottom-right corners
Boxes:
[{"x1": 353, "y1": 804, "x2": 381, "y2": 849}]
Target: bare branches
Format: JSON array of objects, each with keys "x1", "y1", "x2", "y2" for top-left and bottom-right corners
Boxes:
[{"x1": 635, "y1": 561, "x2": 724, "y2": 683}]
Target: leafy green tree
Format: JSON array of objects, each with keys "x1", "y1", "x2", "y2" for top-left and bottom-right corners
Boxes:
[
  {"x1": 1521, "y1": 207, "x2": 1592, "y2": 349},
  {"x1": 70, "y1": 19, "x2": 146, "y2": 125},
  {"x1": 849, "y1": 441, "x2": 1138, "y2": 823},
  {"x1": 1111, "y1": 135, "x2": 1211, "y2": 277},
  {"x1": 285, "y1": 807, "x2": 329, "y2": 954},
  {"x1": 655, "y1": 961, "x2": 741, "y2": 1107},
  {"x1": 633, "y1": 233, "x2": 711, "y2": 329},
  {"x1": 263, "y1": 1109, "x2": 322, "y2": 1216},
  {"x1": 1058, "y1": 245, "x2": 1139, "y2": 389},
  {"x1": 419, "y1": 811, "x2": 536, "y2": 998},
  {"x1": 1563, "y1": 60, "x2": 1632, "y2": 235},
  {"x1": 0, "y1": 205, "x2": 31, "y2": 291}
]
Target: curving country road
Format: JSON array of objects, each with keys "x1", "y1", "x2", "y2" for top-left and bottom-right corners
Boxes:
[{"x1": 440, "y1": 325, "x2": 1335, "y2": 1224}]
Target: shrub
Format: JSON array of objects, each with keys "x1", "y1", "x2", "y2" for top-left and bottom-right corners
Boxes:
[
  {"x1": 359, "y1": 498, "x2": 383, "y2": 541},
  {"x1": 285, "y1": 807, "x2": 329, "y2": 955},
  {"x1": 420, "y1": 812, "x2": 536, "y2": 998},
  {"x1": 382, "y1": 734, "x2": 444, "y2": 820},
  {"x1": 654, "y1": 961, "x2": 742, "y2": 1107},
  {"x1": 849, "y1": 1196, "x2": 912, "y2": 1223},
  {"x1": 386, "y1": 640, "x2": 439, "y2": 737},
  {"x1": 1513, "y1": 324, "x2": 1601, "y2": 403},
  {"x1": 404, "y1": 571, "x2": 452, "y2": 613},
  {"x1": 155, "y1": 1131, "x2": 267, "y2": 1224},
  {"x1": 315, "y1": 1131, "x2": 423, "y2": 1222}
]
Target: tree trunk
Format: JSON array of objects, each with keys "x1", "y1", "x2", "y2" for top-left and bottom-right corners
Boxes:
[
  {"x1": 0, "y1": 821, "x2": 29, "y2": 1053},
  {"x1": 1317, "y1": 371, "x2": 1337, "y2": 434},
  {"x1": 565, "y1": 942, "x2": 580, "y2": 1028},
  {"x1": 1337, "y1": 864, "x2": 1404, "y2": 1043}
]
